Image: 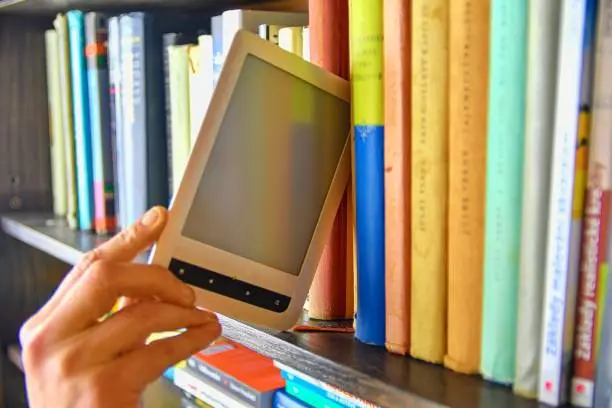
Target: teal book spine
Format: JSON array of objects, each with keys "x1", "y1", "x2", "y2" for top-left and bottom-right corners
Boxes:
[
  {"x1": 481, "y1": 0, "x2": 528, "y2": 384},
  {"x1": 67, "y1": 10, "x2": 95, "y2": 231}
]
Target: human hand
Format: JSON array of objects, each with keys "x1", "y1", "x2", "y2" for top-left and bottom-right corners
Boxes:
[{"x1": 19, "y1": 206, "x2": 221, "y2": 408}]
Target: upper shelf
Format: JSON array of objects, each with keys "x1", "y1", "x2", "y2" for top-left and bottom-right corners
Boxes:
[
  {"x1": 1, "y1": 212, "x2": 539, "y2": 408},
  {"x1": 0, "y1": 0, "x2": 307, "y2": 14}
]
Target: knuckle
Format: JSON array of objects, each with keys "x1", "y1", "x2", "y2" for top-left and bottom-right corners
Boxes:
[
  {"x1": 86, "y1": 259, "x2": 115, "y2": 288},
  {"x1": 117, "y1": 224, "x2": 141, "y2": 246},
  {"x1": 77, "y1": 250, "x2": 100, "y2": 271},
  {"x1": 50, "y1": 347, "x2": 81, "y2": 378},
  {"x1": 20, "y1": 327, "x2": 46, "y2": 370}
]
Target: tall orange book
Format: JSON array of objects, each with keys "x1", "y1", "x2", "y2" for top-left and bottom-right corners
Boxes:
[
  {"x1": 383, "y1": 0, "x2": 411, "y2": 354},
  {"x1": 445, "y1": 0, "x2": 489, "y2": 374}
]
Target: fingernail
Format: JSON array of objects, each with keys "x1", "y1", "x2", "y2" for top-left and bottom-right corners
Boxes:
[{"x1": 141, "y1": 207, "x2": 159, "y2": 226}]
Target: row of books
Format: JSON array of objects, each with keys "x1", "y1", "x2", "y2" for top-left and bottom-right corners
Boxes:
[
  {"x1": 44, "y1": 7, "x2": 309, "y2": 235},
  {"x1": 158, "y1": 335, "x2": 375, "y2": 408}
]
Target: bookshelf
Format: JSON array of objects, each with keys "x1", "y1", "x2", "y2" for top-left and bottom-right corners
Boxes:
[
  {"x1": 0, "y1": 213, "x2": 537, "y2": 408},
  {"x1": 0, "y1": 1, "x2": 561, "y2": 408}
]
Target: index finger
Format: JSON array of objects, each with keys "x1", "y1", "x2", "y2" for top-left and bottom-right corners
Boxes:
[{"x1": 20, "y1": 207, "x2": 168, "y2": 345}]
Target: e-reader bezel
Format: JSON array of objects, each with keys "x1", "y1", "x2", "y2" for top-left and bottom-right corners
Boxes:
[{"x1": 149, "y1": 29, "x2": 351, "y2": 330}]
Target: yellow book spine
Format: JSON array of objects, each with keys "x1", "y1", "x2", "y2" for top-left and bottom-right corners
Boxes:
[{"x1": 410, "y1": 0, "x2": 449, "y2": 363}]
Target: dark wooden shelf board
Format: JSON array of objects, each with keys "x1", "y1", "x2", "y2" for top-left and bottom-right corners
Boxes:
[
  {"x1": 1, "y1": 212, "x2": 540, "y2": 408},
  {"x1": 0, "y1": 0, "x2": 305, "y2": 14}
]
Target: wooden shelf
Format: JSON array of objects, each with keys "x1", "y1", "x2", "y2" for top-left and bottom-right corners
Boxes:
[
  {"x1": 0, "y1": 0, "x2": 307, "y2": 14},
  {"x1": 1, "y1": 212, "x2": 538, "y2": 408}
]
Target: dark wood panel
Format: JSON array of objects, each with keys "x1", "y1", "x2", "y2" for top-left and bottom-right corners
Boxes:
[
  {"x1": 1, "y1": 212, "x2": 543, "y2": 408},
  {"x1": 0, "y1": 15, "x2": 53, "y2": 213}
]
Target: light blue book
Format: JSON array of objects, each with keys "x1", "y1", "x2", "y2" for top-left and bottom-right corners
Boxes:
[
  {"x1": 66, "y1": 10, "x2": 94, "y2": 231},
  {"x1": 107, "y1": 16, "x2": 128, "y2": 230},
  {"x1": 285, "y1": 380, "x2": 344, "y2": 408},
  {"x1": 481, "y1": 0, "x2": 528, "y2": 384}
]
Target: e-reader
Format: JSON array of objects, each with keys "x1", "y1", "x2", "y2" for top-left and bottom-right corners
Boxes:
[{"x1": 149, "y1": 29, "x2": 351, "y2": 330}]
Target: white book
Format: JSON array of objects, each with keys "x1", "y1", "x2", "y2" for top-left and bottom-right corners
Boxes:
[
  {"x1": 514, "y1": 0, "x2": 561, "y2": 398},
  {"x1": 221, "y1": 9, "x2": 308, "y2": 60},
  {"x1": 538, "y1": 0, "x2": 588, "y2": 405},
  {"x1": 173, "y1": 366, "x2": 251, "y2": 408}
]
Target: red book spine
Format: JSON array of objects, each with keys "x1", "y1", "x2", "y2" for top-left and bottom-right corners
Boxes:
[{"x1": 306, "y1": 0, "x2": 353, "y2": 320}]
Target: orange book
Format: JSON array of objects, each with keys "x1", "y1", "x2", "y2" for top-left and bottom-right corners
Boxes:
[
  {"x1": 192, "y1": 337, "x2": 285, "y2": 398},
  {"x1": 383, "y1": 0, "x2": 411, "y2": 354},
  {"x1": 445, "y1": 0, "x2": 489, "y2": 373},
  {"x1": 306, "y1": 0, "x2": 354, "y2": 320}
]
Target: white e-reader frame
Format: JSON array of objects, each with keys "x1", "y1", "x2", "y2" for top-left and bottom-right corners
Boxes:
[{"x1": 149, "y1": 29, "x2": 351, "y2": 330}]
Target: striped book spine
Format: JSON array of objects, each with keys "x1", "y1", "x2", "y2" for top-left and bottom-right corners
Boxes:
[
  {"x1": 349, "y1": 0, "x2": 386, "y2": 346},
  {"x1": 85, "y1": 12, "x2": 116, "y2": 234}
]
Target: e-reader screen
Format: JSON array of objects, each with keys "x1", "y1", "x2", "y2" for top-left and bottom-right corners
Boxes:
[{"x1": 181, "y1": 54, "x2": 350, "y2": 276}]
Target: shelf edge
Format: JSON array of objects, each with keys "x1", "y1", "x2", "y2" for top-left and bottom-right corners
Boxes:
[{"x1": 1, "y1": 216, "x2": 82, "y2": 265}]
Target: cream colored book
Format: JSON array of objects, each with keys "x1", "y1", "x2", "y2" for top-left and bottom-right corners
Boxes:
[
  {"x1": 53, "y1": 14, "x2": 78, "y2": 229},
  {"x1": 45, "y1": 29, "x2": 68, "y2": 217},
  {"x1": 410, "y1": 0, "x2": 448, "y2": 364},
  {"x1": 168, "y1": 44, "x2": 192, "y2": 196},
  {"x1": 278, "y1": 26, "x2": 303, "y2": 56},
  {"x1": 188, "y1": 44, "x2": 204, "y2": 146}
]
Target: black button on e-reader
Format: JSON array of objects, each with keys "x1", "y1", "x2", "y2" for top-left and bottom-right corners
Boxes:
[{"x1": 168, "y1": 258, "x2": 291, "y2": 313}]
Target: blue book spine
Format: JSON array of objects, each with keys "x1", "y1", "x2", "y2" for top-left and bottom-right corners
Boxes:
[
  {"x1": 274, "y1": 390, "x2": 310, "y2": 408},
  {"x1": 280, "y1": 371, "x2": 362, "y2": 408},
  {"x1": 349, "y1": 0, "x2": 386, "y2": 346},
  {"x1": 285, "y1": 380, "x2": 344, "y2": 408},
  {"x1": 67, "y1": 10, "x2": 94, "y2": 231}
]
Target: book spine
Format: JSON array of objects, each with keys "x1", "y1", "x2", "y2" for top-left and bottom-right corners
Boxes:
[
  {"x1": 53, "y1": 14, "x2": 79, "y2": 230},
  {"x1": 274, "y1": 390, "x2": 310, "y2": 408},
  {"x1": 168, "y1": 44, "x2": 192, "y2": 197},
  {"x1": 194, "y1": 34, "x2": 214, "y2": 148},
  {"x1": 480, "y1": 0, "x2": 528, "y2": 384},
  {"x1": 538, "y1": 0, "x2": 588, "y2": 405},
  {"x1": 513, "y1": 0, "x2": 562, "y2": 398},
  {"x1": 85, "y1": 12, "x2": 116, "y2": 234},
  {"x1": 163, "y1": 33, "x2": 179, "y2": 199},
  {"x1": 172, "y1": 366, "x2": 251, "y2": 408},
  {"x1": 66, "y1": 10, "x2": 94, "y2": 231},
  {"x1": 284, "y1": 380, "x2": 344, "y2": 408},
  {"x1": 409, "y1": 0, "x2": 448, "y2": 362},
  {"x1": 381, "y1": 0, "x2": 411, "y2": 355},
  {"x1": 349, "y1": 0, "x2": 386, "y2": 346},
  {"x1": 44, "y1": 29, "x2": 68, "y2": 217},
  {"x1": 186, "y1": 356, "x2": 271, "y2": 408},
  {"x1": 107, "y1": 16, "x2": 126, "y2": 230},
  {"x1": 307, "y1": 0, "x2": 354, "y2": 321},
  {"x1": 140, "y1": 13, "x2": 169, "y2": 210},
  {"x1": 445, "y1": 0, "x2": 489, "y2": 374},
  {"x1": 273, "y1": 361, "x2": 378, "y2": 408},
  {"x1": 572, "y1": 1, "x2": 612, "y2": 406},
  {"x1": 594, "y1": 264, "x2": 612, "y2": 407},
  {"x1": 211, "y1": 15, "x2": 223, "y2": 88}
]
